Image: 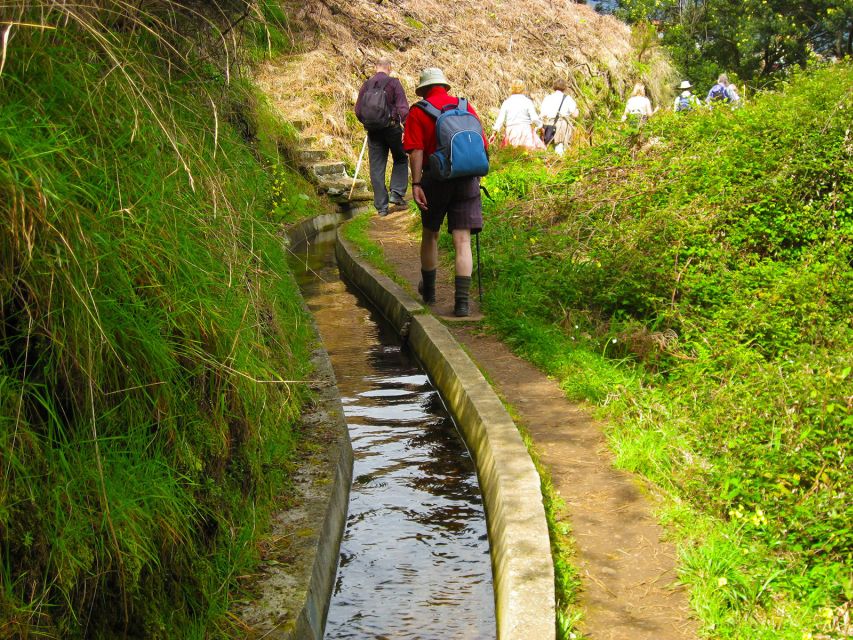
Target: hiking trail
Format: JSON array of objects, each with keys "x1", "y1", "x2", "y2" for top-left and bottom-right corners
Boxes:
[{"x1": 368, "y1": 210, "x2": 699, "y2": 640}]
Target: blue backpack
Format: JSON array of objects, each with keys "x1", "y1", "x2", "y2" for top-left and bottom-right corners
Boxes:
[
  {"x1": 675, "y1": 94, "x2": 693, "y2": 112},
  {"x1": 708, "y1": 83, "x2": 730, "y2": 102},
  {"x1": 415, "y1": 98, "x2": 489, "y2": 180}
]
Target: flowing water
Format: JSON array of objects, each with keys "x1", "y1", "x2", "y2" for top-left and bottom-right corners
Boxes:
[{"x1": 289, "y1": 229, "x2": 494, "y2": 639}]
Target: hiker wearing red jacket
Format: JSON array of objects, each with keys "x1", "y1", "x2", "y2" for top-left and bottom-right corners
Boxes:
[{"x1": 403, "y1": 68, "x2": 488, "y2": 317}]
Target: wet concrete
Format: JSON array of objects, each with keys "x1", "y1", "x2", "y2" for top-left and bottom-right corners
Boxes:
[
  {"x1": 335, "y1": 234, "x2": 556, "y2": 639},
  {"x1": 289, "y1": 230, "x2": 494, "y2": 638}
]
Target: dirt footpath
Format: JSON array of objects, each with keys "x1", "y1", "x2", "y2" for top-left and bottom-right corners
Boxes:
[{"x1": 367, "y1": 211, "x2": 698, "y2": 640}]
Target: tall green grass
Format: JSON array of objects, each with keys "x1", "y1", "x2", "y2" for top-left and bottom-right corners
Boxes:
[
  {"x1": 0, "y1": 5, "x2": 314, "y2": 637},
  {"x1": 479, "y1": 64, "x2": 852, "y2": 639}
]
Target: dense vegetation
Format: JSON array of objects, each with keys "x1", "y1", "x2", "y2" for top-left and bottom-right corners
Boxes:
[
  {"x1": 479, "y1": 64, "x2": 852, "y2": 638},
  {"x1": 0, "y1": 3, "x2": 318, "y2": 637},
  {"x1": 602, "y1": 0, "x2": 853, "y2": 88}
]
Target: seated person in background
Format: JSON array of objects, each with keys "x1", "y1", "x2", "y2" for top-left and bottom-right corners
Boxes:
[
  {"x1": 539, "y1": 78, "x2": 580, "y2": 155},
  {"x1": 622, "y1": 83, "x2": 654, "y2": 124},
  {"x1": 490, "y1": 80, "x2": 545, "y2": 151}
]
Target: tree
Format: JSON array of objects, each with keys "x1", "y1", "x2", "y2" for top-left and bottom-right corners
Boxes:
[{"x1": 601, "y1": 0, "x2": 853, "y2": 83}]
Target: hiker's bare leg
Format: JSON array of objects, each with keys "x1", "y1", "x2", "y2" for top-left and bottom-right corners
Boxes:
[
  {"x1": 452, "y1": 229, "x2": 472, "y2": 277},
  {"x1": 421, "y1": 229, "x2": 439, "y2": 271}
]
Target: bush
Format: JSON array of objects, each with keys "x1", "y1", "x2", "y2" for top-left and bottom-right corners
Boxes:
[{"x1": 480, "y1": 63, "x2": 853, "y2": 637}]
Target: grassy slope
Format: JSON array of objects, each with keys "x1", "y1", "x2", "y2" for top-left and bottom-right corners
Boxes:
[
  {"x1": 477, "y1": 64, "x2": 852, "y2": 639},
  {"x1": 0, "y1": 11, "x2": 317, "y2": 639},
  {"x1": 263, "y1": 0, "x2": 674, "y2": 165}
]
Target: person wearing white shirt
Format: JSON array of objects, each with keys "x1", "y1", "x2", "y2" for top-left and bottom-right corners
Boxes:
[
  {"x1": 621, "y1": 83, "x2": 654, "y2": 124},
  {"x1": 490, "y1": 80, "x2": 545, "y2": 151},
  {"x1": 539, "y1": 78, "x2": 580, "y2": 155}
]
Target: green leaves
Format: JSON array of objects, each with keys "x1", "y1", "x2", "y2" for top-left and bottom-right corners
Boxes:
[
  {"x1": 0, "y1": 15, "x2": 314, "y2": 638},
  {"x1": 612, "y1": 0, "x2": 853, "y2": 85},
  {"x1": 478, "y1": 64, "x2": 853, "y2": 638}
]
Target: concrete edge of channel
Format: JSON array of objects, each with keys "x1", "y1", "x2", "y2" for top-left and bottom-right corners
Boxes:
[
  {"x1": 335, "y1": 233, "x2": 556, "y2": 640},
  {"x1": 286, "y1": 213, "x2": 354, "y2": 639}
]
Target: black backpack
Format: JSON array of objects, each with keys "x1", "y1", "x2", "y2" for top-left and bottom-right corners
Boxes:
[{"x1": 358, "y1": 76, "x2": 392, "y2": 131}]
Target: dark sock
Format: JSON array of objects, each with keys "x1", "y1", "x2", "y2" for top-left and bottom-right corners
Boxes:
[
  {"x1": 454, "y1": 276, "x2": 471, "y2": 317},
  {"x1": 419, "y1": 269, "x2": 436, "y2": 304}
]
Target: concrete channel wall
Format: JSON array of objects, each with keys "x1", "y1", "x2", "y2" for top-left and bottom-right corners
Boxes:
[
  {"x1": 335, "y1": 234, "x2": 556, "y2": 640},
  {"x1": 252, "y1": 212, "x2": 354, "y2": 639},
  {"x1": 292, "y1": 347, "x2": 353, "y2": 640}
]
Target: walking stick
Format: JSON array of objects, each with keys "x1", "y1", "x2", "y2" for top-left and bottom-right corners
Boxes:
[
  {"x1": 349, "y1": 135, "x2": 368, "y2": 201},
  {"x1": 475, "y1": 232, "x2": 483, "y2": 303}
]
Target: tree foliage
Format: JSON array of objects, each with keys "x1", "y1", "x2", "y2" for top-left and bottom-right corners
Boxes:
[{"x1": 604, "y1": 0, "x2": 853, "y2": 85}]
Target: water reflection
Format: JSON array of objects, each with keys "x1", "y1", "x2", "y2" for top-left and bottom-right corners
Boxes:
[{"x1": 289, "y1": 230, "x2": 494, "y2": 639}]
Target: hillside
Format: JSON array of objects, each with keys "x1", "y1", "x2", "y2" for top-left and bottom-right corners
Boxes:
[
  {"x1": 257, "y1": 0, "x2": 674, "y2": 161},
  {"x1": 476, "y1": 64, "x2": 853, "y2": 639},
  {"x1": 0, "y1": 3, "x2": 318, "y2": 637}
]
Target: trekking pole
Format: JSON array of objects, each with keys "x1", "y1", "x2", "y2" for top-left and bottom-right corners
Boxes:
[
  {"x1": 348, "y1": 135, "x2": 368, "y2": 201},
  {"x1": 475, "y1": 232, "x2": 483, "y2": 303},
  {"x1": 476, "y1": 185, "x2": 494, "y2": 305}
]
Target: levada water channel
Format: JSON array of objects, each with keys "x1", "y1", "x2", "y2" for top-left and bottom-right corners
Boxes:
[{"x1": 289, "y1": 228, "x2": 495, "y2": 638}]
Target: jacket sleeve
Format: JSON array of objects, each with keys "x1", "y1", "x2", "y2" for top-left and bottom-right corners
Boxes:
[
  {"x1": 355, "y1": 81, "x2": 367, "y2": 121},
  {"x1": 493, "y1": 101, "x2": 507, "y2": 132},
  {"x1": 391, "y1": 79, "x2": 409, "y2": 123},
  {"x1": 529, "y1": 99, "x2": 543, "y2": 127},
  {"x1": 539, "y1": 95, "x2": 552, "y2": 119},
  {"x1": 568, "y1": 96, "x2": 579, "y2": 118}
]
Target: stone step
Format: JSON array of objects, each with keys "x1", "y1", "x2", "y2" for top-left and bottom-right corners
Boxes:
[
  {"x1": 317, "y1": 175, "x2": 366, "y2": 192},
  {"x1": 299, "y1": 149, "x2": 328, "y2": 164},
  {"x1": 346, "y1": 189, "x2": 373, "y2": 202},
  {"x1": 320, "y1": 187, "x2": 372, "y2": 202},
  {"x1": 325, "y1": 188, "x2": 371, "y2": 202},
  {"x1": 311, "y1": 162, "x2": 347, "y2": 178}
]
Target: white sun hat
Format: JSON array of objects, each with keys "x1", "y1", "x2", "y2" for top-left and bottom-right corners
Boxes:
[{"x1": 416, "y1": 67, "x2": 451, "y2": 96}]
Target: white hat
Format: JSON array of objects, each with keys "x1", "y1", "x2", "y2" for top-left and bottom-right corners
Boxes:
[
  {"x1": 416, "y1": 67, "x2": 450, "y2": 96},
  {"x1": 679, "y1": 80, "x2": 692, "y2": 90}
]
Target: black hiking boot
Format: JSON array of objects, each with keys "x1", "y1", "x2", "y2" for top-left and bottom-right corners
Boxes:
[
  {"x1": 418, "y1": 269, "x2": 436, "y2": 305},
  {"x1": 454, "y1": 276, "x2": 471, "y2": 317}
]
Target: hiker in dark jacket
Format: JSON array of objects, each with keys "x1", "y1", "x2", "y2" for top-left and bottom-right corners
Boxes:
[
  {"x1": 403, "y1": 67, "x2": 488, "y2": 317},
  {"x1": 355, "y1": 59, "x2": 410, "y2": 217}
]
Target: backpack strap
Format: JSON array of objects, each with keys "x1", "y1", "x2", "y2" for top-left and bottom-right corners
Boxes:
[
  {"x1": 415, "y1": 99, "x2": 443, "y2": 120},
  {"x1": 556, "y1": 94, "x2": 567, "y2": 118},
  {"x1": 416, "y1": 97, "x2": 469, "y2": 118}
]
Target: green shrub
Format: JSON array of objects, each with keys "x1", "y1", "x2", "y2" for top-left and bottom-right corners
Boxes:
[{"x1": 480, "y1": 63, "x2": 853, "y2": 638}]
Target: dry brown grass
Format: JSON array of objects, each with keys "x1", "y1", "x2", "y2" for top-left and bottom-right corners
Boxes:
[{"x1": 256, "y1": 0, "x2": 675, "y2": 162}]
